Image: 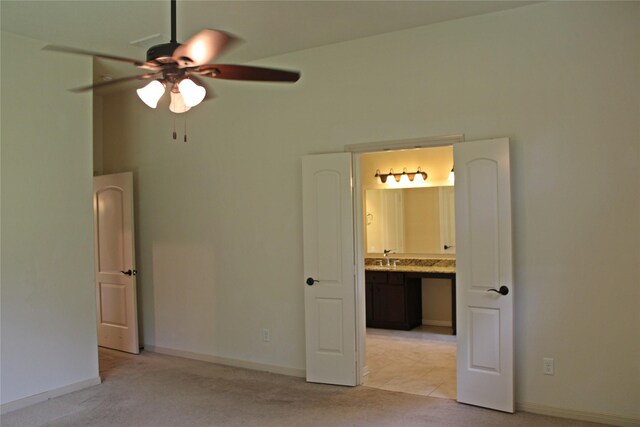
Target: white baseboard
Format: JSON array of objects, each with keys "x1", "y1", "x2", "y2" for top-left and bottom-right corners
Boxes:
[
  {"x1": 422, "y1": 319, "x2": 452, "y2": 327},
  {"x1": 144, "y1": 345, "x2": 306, "y2": 379},
  {"x1": 517, "y1": 401, "x2": 640, "y2": 427},
  {"x1": 0, "y1": 376, "x2": 101, "y2": 415}
]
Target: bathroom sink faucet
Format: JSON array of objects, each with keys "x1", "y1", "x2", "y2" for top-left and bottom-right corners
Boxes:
[{"x1": 383, "y1": 249, "x2": 395, "y2": 266}]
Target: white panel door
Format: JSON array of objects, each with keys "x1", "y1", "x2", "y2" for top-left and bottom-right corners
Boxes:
[
  {"x1": 93, "y1": 172, "x2": 139, "y2": 354},
  {"x1": 454, "y1": 138, "x2": 513, "y2": 412},
  {"x1": 302, "y1": 152, "x2": 357, "y2": 385}
]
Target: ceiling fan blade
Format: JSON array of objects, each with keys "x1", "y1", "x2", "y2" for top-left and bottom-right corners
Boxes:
[
  {"x1": 69, "y1": 73, "x2": 161, "y2": 93},
  {"x1": 172, "y1": 29, "x2": 236, "y2": 68},
  {"x1": 198, "y1": 64, "x2": 300, "y2": 83},
  {"x1": 43, "y1": 45, "x2": 161, "y2": 71}
]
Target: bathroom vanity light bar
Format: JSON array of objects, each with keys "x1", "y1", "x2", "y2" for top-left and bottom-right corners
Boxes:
[{"x1": 375, "y1": 167, "x2": 427, "y2": 184}]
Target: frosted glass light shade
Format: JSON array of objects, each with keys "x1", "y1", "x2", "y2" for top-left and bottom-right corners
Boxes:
[
  {"x1": 179, "y1": 79, "x2": 206, "y2": 107},
  {"x1": 169, "y1": 90, "x2": 191, "y2": 114},
  {"x1": 136, "y1": 80, "x2": 165, "y2": 108},
  {"x1": 413, "y1": 168, "x2": 426, "y2": 183},
  {"x1": 448, "y1": 168, "x2": 455, "y2": 184}
]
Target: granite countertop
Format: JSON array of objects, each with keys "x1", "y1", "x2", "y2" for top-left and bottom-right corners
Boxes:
[
  {"x1": 364, "y1": 258, "x2": 456, "y2": 274},
  {"x1": 365, "y1": 264, "x2": 456, "y2": 274}
]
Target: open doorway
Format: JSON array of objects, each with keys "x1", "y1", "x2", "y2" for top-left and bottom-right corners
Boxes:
[
  {"x1": 355, "y1": 145, "x2": 457, "y2": 399},
  {"x1": 364, "y1": 327, "x2": 456, "y2": 398},
  {"x1": 304, "y1": 137, "x2": 513, "y2": 410}
]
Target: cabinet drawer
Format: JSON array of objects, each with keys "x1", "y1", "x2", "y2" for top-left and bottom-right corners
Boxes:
[{"x1": 366, "y1": 271, "x2": 388, "y2": 284}]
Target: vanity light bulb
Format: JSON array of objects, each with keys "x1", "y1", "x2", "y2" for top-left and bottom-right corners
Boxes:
[{"x1": 448, "y1": 168, "x2": 455, "y2": 184}]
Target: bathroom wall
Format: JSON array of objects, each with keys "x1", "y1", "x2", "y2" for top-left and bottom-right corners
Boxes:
[
  {"x1": 421, "y1": 278, "x2": 453, "y2": 327},
  {"x1": 360, "y1": 146, "x2": 454, "y2": 190}
]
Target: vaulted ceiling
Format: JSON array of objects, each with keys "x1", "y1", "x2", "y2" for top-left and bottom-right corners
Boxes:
[{"x1": 1, "y1": 1, "x2": 536, "y2": 92}]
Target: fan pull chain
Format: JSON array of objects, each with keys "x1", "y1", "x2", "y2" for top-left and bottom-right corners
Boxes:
[
  {"x1": 170, "y1": 116, "x2": 189, "y2": 142},
  {"x1": 172, "y1": 116, "x2": 177, "y2": 140}
]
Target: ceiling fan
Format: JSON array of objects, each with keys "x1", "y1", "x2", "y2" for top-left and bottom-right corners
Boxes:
[{"x1": 43, "y1": 0, "x2": 300, "y2": 113}]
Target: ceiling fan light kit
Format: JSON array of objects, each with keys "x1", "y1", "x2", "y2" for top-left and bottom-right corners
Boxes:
[
  {"x1": 44, "y1": 0, "x2": 300, "y2": 117},
  {"x1": 136, "y1": 80, "x2": 166, "y2": 108},
  {"x1": 169, "y1": 90, "x2": 188, "y2": 113},
  {"x1": 177, "y1": 79, "x2": 206, "y2": 107}
]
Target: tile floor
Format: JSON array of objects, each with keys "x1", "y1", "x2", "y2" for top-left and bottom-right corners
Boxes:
[{"x1": 363, "y1": 325, "x2": 457, "y2": 400}]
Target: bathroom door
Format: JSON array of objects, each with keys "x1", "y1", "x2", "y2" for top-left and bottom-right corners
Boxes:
[
  {"x1": 454, "y1": 138, "x2": 513, "y2": 412},
  {"x1": 302, "y1": 152, "x2": 357, "y2": 385},
  {"x1": 93, "y1": 172, "x2": 139, "y2": 354}
]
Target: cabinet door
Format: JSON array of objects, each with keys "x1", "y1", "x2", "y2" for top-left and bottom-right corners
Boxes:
[
  {"x1": 388, "y1": 272, "x2": 404, "y2": 285},
  {"x1": 365, "y1": 271, "x2": 386, "y2": 326},
  {"x1": 373, "y1": 282, "x2": 406, "y2": 324}
]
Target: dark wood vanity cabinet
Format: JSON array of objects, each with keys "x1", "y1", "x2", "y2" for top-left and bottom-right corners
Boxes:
[{"x1": 365, "y1": 271, "x2": 422, "y2": 330}]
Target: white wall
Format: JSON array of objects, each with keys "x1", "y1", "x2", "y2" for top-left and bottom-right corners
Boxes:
[
  {"x1": 101, "y1": 2, "x2": 639, "y2": 420},
  {"x1": 93, "y1": 95, "x2": 104, "y2": 175},
  {"x1": 0, "y1": 32, "x2": 99, "y2": 407}
]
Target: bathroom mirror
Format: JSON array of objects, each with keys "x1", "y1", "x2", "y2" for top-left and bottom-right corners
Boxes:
[{"x1": 365, "y1": 186, "x2": 455, "y2": 256}]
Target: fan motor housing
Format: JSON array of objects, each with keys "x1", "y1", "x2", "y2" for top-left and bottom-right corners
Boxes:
[{"x1": 146, "y1": 42, "x2": 181, "y2": 63}]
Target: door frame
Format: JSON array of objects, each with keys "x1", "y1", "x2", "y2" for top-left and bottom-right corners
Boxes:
[{"x1": 347, "y1": 134, "x2": 465, "y2": 384}]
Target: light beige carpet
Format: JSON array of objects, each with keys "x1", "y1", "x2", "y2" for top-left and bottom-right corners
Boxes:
[{"x1": 1, "y1": 348, "x2": 604, "y2": 427}]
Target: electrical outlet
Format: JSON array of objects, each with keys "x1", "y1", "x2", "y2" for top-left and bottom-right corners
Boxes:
[
  {"x1": 262, "y1": 328, "x2": 271, "y2": 342},
  {"x1": 543, "y1": 357, "x2": 554, "y2": 375}
]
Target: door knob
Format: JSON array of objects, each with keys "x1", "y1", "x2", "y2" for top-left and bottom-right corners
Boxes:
[
  {"x1": 306, "y1": 277, "x2": 319, "y2": 286},
  {"x1": 487, "y1": 285, "x2": 509, "y2": 296},
  {"x1": 121, "y1": 269, "x2": 137, "y2": 276}
]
